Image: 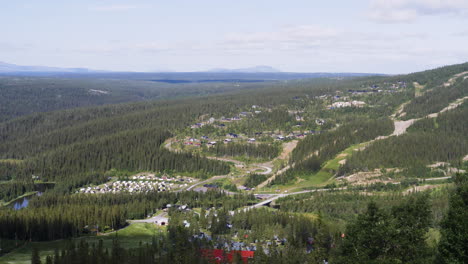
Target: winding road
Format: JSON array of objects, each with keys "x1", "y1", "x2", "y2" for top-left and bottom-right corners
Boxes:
[{"x1": 167, "y1": 72, "x2": 468, "y2": 194}]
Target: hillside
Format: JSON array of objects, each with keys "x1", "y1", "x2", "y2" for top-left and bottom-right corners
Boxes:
[
  {"x1": 0, "y1": 62, "x2": 467, "y2": 263},
  {"x1": 0, "y1": 61, "x2": 100, "y2": 73},
  {"x1": 0, "y1": 72, "x2": 380, "y2": 122},
  {"x1": 1, "y1": 62, "x2": 467, "y2": 190}
]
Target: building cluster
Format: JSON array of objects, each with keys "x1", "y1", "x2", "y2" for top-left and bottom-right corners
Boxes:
[
  {"x1": 330, "y1": 100, "x2": 366, "y2": 109},
  {"x1": 385, "y1": 81, "x2": 407, "y2": 89},
  {"x1": 350, "y1": 81, "x2": 406, "y2": 95},
  {"x1": 194, "y1": 231, "x2": 289, "y2": 252},
  {"x1": 190, "y1": 105, "x2": 264, "y2": 129},
  {"x1": 78, "y1": 175, "x2": 195, "y2": 194},
  {"x1": 131, "y1": 174, "x2": 194, "y2": 183},
  {"x1": 183, "y1": 132, "x2": 254, "y2": 147},
  {"x1": 183, "y1": 127, "x2": 325, "y2": 149},
  {"x1": 274, "y1": 130, "x2": 321, "y2": 141}
]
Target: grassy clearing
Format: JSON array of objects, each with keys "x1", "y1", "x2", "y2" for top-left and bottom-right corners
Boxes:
[
  {"x1": 414, "y1": 82, "x2": 425, "y2": 97},
  {"x1": 0, "y1": 159, "x2": 23, "y2": 164},
  {"x1": 0, "y1": 223, "x2": 164, "y2": 264},
  {"x1": 284, "y1": 143, "x2": 368, "y2": 192},
  {"x1": 426, "y1": 228, "x2": 441, "y2": 249},
  {"x1": 259, "y1": 143, "x2": 370, "y2": 193},
  {"x1": 1, "y1": 192, "x2": 38, "y2": 207}
]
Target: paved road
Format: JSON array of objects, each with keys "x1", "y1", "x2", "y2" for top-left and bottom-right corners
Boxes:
[
  {"x1": 185, "y1": 175, "x2": 229, "y2": 191},
  {"x1": 246, "y1": 176, "x2": 454, "y2": 211},
  {"x1": 243, "y1": 187, "x2": 347, "y2": 211},
  {"x1": 423, "y1": 176, "x2": 452, "y2": 181},
  {"x1": 129, "y1": 212, "x2": 169, "y2": 224},
  {"x1": 256, "y1": 165, "x2": 272, "y2": 175}
]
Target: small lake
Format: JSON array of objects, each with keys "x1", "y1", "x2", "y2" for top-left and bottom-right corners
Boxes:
[
  {"x1": 10, "y1": 183, "x2": 54, "y2": 210},
  {"x1": 11, "y1": 192, "x2": 42, "y2": 210}
]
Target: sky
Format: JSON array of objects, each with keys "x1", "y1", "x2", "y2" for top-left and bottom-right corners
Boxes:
[{"x1": 1, "y1": 0, "x2": 468, "y2": 74}]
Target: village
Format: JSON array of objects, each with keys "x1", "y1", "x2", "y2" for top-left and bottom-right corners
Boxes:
[{"x1": 77, "y1": 174, "x2": 196, "y2": 194}]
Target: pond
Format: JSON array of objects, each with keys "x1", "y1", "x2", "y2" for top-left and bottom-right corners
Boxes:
[
  {"x1": 10, "y1": 183, "x2": 54, "y2": 210},
  {"x1": 11, "y1": 192, "x2": 43, "y2": 210}
]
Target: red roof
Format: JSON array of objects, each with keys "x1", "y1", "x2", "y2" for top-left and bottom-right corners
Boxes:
[{"x1": 201, "y1": 249, "x2": 254, "y2": 263}]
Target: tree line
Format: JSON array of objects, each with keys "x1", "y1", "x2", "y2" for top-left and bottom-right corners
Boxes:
[
  {"x1": 340, "y1": 102, "x2": 468, "y2": 175},
  {"x1": 270, "y1": 117, "x2": 394, "y2": 185},
  {"x1": 0, "y1": 190, "x2": 254, "y2": 241},
  {"x1": 206, "y1": 143, "x2": 280, "y2": 160},
  {"x1": 31, "y1": 174, "x2": 468, "y2": 263}
]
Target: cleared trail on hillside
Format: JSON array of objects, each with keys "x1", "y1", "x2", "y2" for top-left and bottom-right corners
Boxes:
[
  {"x1": 167, "y1": 72, "x2": 468, "y2": 193},
  {"x1": 163, "y1": 138, "x2": 298, "y2": 190},
  {"x1": 255, "y1": 141, "x2": 298, "y2": 188},
  {"x1": 259, "y1": 71, "x2": 468, "y2": 190}
]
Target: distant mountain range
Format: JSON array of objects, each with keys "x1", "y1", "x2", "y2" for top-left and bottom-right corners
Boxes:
[
  {"x1": 206, "y1": 65, "x2": 280, "y2": 73},
  {"x1": 0, "y1": 61, "x2": 102, "y2": 73},
  {"x1": 0, "y1": 62, "x2": 282, "y2": 74},
  {"x1": 0, "y1": 61, "x2": 384, "y2": 79}
]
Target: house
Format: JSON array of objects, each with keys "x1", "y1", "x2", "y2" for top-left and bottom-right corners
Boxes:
[
  {"x1": 208, "y1": 141, "x2": 217, "y2": 146},
  {"x1": 248, "y1": 138, "x2": 256, "y2": 143},
  {"x1": 331, "y1": 101, "x2": 352, "y2": 108},
  {"x1": 224, "y1": 138, "x2": 232, "y2": 143},
  {"x1": 228, "y1": 133, "x2": 238, "y2": 138},
  {"x1": 351, "y1": 100, "x2": 366, "y2": 107}
]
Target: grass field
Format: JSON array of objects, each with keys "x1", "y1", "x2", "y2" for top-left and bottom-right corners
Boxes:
[
  {"x1": 0, "y1": 223, "x2": 165, "y2": 264},
  {"x1": 413, "y1": 82, "x2": 425, "y2": 97},
  {"x1": 281, "y1": 143, "x2": 369, "y2": 192}
]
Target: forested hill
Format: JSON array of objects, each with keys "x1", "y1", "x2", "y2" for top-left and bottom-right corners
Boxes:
[
  {"x1": 0, "y1": 76, "x2": 278, "y2": 122},
  {"x1": 0, "y1": 71, "x2": 377, "y2": 123},
  {"x1": 1, "y1": 62, "x2": 467, "y2": 194},
  {"x1": 0, "y1": 62, "x2": 467, "y2": 263},
  {"x1": 1, "y1": 61, "x2": 466, "y2": 123}
]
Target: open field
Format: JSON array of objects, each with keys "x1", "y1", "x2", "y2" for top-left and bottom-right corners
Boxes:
[{"x1": 0, "y1": 223, "x2": 163, "y2": 264}]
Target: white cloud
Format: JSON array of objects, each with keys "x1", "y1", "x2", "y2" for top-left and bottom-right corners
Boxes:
[
  {"x1": 368, "y1": 0, "x2": 468, "y2": 23},
  {"x1": 452, "y1": 30, "x2": 468, "y2": 36},
  {"x1": 90, "y1": 5, "x2": 139, "y2": 12},
  {"x1": 68, "y1": 42, "x2": 171, "y2": 54},
  {"x1": 222, "y1": 25, "x2": 338, "y2": 52},
  {"x1": 219, "y1": 24, "x2": 434, "y2": 56}
]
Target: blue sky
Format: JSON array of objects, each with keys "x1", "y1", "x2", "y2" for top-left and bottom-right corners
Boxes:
[{"x1": 1, "y1": 0, "x2": 468, "y2": 73}]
